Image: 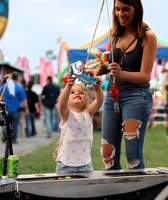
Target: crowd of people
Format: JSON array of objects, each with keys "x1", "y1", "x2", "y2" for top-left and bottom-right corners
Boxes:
[{"x1": 0, "y1": 72, "x2": 60, "y2": 144}]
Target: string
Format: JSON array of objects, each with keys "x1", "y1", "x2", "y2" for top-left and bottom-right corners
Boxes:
[
  {"x1": 85, "y1": 0, "x2": 105, "y2": 64},
  {"x1": 106, "y1": 0, "x2": 119, "y2": 112},
  {"x1": 105, "y1": 0, "x2": 115, "y2": 82},
  {"x1": 106, "y1": 0, "x2": 111, "y2": 36}
]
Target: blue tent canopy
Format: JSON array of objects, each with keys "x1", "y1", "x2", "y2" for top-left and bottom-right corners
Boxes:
[
  {"x1": 156, "y1": 47, "x2": 168, "y2": 60},
  {"x1": 68, "y1": 49, "x2": 99, "y2": 63}
]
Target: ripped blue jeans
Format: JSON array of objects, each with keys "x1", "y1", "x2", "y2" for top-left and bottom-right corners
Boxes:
[{"x1": 101, "y1": 87, "x2": 152, "y2": 170}]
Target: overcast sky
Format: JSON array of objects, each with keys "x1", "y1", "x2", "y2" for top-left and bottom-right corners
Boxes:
[{"x1": 0, "y1": 0, "x2": 168, "y2": 70}]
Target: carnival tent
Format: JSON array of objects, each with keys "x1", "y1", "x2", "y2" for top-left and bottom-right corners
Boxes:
[
  {"x1": 156, "y1": 47, "x2": 168, "y2": 60},
  {"x1": 68, "y1": 31, "x2": 168, "y2": 63}
]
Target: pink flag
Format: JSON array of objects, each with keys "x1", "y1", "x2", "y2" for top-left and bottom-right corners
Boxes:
[
  {"x1": 16, "y1": 55, "x2": 31, "y2": 82},
  {"x1": 39, "y1": 57, "x2": 54, "y2": 87}
]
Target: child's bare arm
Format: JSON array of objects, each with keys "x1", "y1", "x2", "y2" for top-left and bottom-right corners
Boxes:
[
  {"x1": 58, "y1": 76, "x2": 76, "y2": 122},
  {"x1": 87, "y1": 77, "x2": 104, "y2": 116}
]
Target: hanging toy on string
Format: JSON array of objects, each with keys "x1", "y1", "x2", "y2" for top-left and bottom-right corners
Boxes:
[
  {"x1": 85, "y1": 48, "x2": 110, "y2": 69},
  {"x1": 86, "y1": 47, "x2": 119, "y2": 112},
  {"x1": 69, "y1": 61, "x2": 97, "y2": 89}
]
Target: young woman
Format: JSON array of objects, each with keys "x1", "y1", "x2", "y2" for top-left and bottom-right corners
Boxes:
[
  {"x1": 53, "y1": 76, "x2": 104, "y2": 173},
  {"x1": 87, "y1": 0, "x2": 157, "y2": 170}
]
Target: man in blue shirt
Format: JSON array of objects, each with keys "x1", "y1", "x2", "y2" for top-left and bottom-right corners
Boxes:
[
  {"x1": 0, "y1": 71, "x2": 29, "y2": 143},
  {"x1": 41, "y1": 76, "x2": 60, "y2": 138}
]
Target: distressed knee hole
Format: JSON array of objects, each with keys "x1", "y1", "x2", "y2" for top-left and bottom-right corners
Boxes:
[
  {"x1": 127, "y1": 159, "x2": 140, "y2": 169},
  {"x1": 122, "y1": 119, "x2": 142, "y2": 140},
  {"x1": 100, "y1": 139, "x2": 115, "y2": 169}
]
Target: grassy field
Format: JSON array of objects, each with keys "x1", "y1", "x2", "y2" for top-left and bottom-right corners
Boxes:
[{"x1": 19, "y1": 125, "x2": 168, "y2": 174}]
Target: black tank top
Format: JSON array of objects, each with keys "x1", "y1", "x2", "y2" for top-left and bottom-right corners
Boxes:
[{"x1": 107, "y1": 37, "x2": 150, "y2": 92}]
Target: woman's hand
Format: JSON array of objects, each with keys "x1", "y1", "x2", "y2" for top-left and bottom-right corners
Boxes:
[
  {"x1": 108, "y1": 62, "x2": 123, "y2": 79},
  {"x1": 85, "y1": 68, "x2": 98, "y2": 76}
]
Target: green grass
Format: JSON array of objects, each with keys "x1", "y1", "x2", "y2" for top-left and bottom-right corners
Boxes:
[{"x1": 19, "y1": 126, "x2": 168, "y2": 174}]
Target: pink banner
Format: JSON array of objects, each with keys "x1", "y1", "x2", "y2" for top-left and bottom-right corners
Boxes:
[
  {"x1": 39, "y1": 57, "x2": 54, "y2": 87},
  {"x1": 16, "y1": 56, "x2": 31, "y2": 82}
]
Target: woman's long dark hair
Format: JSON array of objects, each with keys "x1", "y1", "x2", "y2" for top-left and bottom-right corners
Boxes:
[{"x1": 111, "y1": 0, "x2": 149, "y2": 38}]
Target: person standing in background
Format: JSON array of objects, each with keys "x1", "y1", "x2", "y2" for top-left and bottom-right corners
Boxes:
[
  {"x1": 25, "y1": 80, "x2": 41, "y2": 137},
  {"x1": 19, "y1": 79, "x2": 27, "y2": 137},
  {"x1": 0, "y1": 71, "x2": 29, "y2": 144},
  {"x1": 41, "y1": 76, "x2": 60, "y2": 138}
]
